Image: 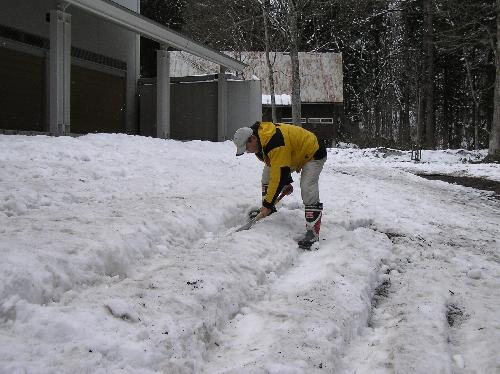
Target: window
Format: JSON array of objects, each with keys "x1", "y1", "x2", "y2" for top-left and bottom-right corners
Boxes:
[
  {"x1": 281, "y1": 118, "x2": 306, "y2": 124},
  {"x1": 308, "y1": 118, "x2": 333, "y2": 124}
]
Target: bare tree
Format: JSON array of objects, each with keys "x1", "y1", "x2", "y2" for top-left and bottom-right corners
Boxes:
[
  {"x1": 267, "y1": 0, "x2": 309, "y2": 126},
  {"x1": 463, "y1": 49, "x2": 481, "y2": 150},
  {"x1": 289, "y1": 0, "x2": 302, "y2": 125},
  {"x1": 261, "y1": 0, "x2": 278, "y2": 122},
  {"x1": 423, "y1": 0, "x2": 435, "y2": 149},
  {"x1": 144, "y1": 0, "x2": 497, "y2": 150},
  {"x1": 182, "y1": 0, "x2": 264, "y2": 51},
  {"x1": 489, "y1": 0, "x2": 500, "y2": 158}
]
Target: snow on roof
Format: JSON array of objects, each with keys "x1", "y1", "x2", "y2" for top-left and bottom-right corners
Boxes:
[
  {"x1": 262, "y1": 94, "x2": 291, "y2": 105},
  {"x1": 169, "y1": 51, "x2": 343, "y2": 103}
]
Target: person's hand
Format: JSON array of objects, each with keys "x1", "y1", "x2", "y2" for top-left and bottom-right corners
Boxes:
[{"x1": 259, "y1": 206, "x2": 272, "y2": 218}]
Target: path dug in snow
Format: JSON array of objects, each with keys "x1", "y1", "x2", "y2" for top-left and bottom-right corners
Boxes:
[{"x1": 202, "y1": 219, "x2": 393, "y2": 373}]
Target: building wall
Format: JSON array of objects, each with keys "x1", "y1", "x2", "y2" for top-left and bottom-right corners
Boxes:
[
  {"x1": 0, "y1": 0, "x2": 137, "y2": 62},
  {"x1": 71, "y1": 65, "x2": 127, "y2": 134},
  {"x1": 265, "y1": 103, "x2": 344, "y2": 147},
  {"x1": 171, "y1": 81, "x2": 219, "y2": 141},
  {"x1": 227, "y1": 79, "x2": 263, "y2": 138},
  {"x1": 113, "y1": 0, "x2": 139, "y2": 12},
  {"x1": 0, "y1": 0, "x2": 140, "y2": 133},
  {"x1": 169, "y1": 51, "x2": 344, "y2": 103},
  {"x1": 138, "y1": 76, "x2": 262, "y2": 141},
  {"x1": 169, "y1": 50, "x2": 344, "y2": 145},
  {"x1": 0, "y1": 47, "x2": 46, "y2": 132}
]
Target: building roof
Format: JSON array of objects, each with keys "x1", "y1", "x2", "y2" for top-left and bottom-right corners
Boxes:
[
  {"x1": 170, "y1": 51, "x2": 343, "y2": 103},
  {"x1": 65, "y1": 0, "x2": 246, "y2": 71}
]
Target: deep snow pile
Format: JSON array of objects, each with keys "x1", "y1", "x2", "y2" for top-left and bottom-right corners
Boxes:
[{"x1": 0, "y1": 134, "x2": 499, "y2": 374}]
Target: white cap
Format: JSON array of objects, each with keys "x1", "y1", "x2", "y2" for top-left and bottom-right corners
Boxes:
[{"x1": 233, "y1": 127, "x2": 253, "y2": 156}]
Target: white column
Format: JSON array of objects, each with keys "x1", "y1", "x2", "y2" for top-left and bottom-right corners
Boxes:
[
  {"x1": 156, "y1": 44, "x2": 170, "y2": 139},
  {"x1": 217, "y1": 66, "x2": 228, "y2": 141},
  {"x1": 49, "y1": 8, "x2": 71, "y2": 135},
  {"x1": 125, "y1": 33, "x2": 140, "y2": 134}
]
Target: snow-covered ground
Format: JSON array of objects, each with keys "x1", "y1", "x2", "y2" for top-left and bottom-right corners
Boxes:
[{"x1": 0, "y1": 134, "x2": 499, "y2": 374}]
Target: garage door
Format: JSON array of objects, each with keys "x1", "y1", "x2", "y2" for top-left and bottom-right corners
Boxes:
[
  {"x1": 71, "y1": 65, "x2": 126, "y2": 134},
  {"x1": 0, "y1": 47, "x2": 46, "y2": 132}
]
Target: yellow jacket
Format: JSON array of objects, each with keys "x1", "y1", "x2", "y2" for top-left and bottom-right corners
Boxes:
[{"x1": 251, "y1": 122, "x2": 322, "y2": 208}]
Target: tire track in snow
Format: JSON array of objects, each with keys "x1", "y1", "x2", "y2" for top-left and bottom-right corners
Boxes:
[{"x1": 335, "y1": 166, "x2": 500, "y2": 374}]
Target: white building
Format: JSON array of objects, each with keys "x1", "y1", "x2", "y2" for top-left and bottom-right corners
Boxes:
[
  {"x1": 0, "y1": 0, "x2": 245, "y2": 138},
  {"x1": 170, "y1": 51, "x2": 344, "y2": 145}
]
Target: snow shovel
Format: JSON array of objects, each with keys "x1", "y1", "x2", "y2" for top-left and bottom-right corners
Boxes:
[
  {"x1": 235, "y1": 192, "x2": 287, "y2": 232},
  {"x1": 234, "y1": 211, "x2": 266, "y2": 232}
]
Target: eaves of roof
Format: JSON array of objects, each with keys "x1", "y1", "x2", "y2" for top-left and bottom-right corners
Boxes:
[{"x1": 64, "y1": 0, "x2": 246, "y2": 72}]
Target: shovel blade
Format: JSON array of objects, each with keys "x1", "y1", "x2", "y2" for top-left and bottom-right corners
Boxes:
[
  {"x1": 235, "y1": 211, "x2": 265, "y2": 232},
  {"x1": 235, "y1": 220, "x2": 255, "y2": 232}
]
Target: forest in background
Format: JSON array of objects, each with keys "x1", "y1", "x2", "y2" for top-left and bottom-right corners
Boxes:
[{"x1": 140, "y1": 0, "x2": 499, "y2": 155}]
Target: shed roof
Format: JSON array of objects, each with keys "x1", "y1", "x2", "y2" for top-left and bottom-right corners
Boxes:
[
  {"x1": 65, "y1": 0, "x2": 246, "y2": 72},
  {"x1": 170, "y1": 51, "x2": 343, "y2": 103}
]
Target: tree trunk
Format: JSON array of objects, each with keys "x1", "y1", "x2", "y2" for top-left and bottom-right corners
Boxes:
[
  {"x1": 398, "y1": 106, "x2": 403, "y2": 147},
  {"x1": 453, "y1": 108, "x2": 461, "y2": 148},
  {"x1": 443, "y1": 87, "x2": 450, "y2": 149},
  {"x1": 403, "y1": 95, "x2": 410, "y2": 148},
  {"x1": 474, "y1": 106, "x2": 479, "y2": 150},
  {"x1": 489, "y1": 0, "x2": 500, "y2": 157},
  {"x1": 289, "y1": 0, "x2": 301, "y2": 126},
  {"x1": 417, "y1": 87, "x2": 425, "y2": 147},
  {"x1": 374, "y1": 101, "x2": 381, "y2": 145},
  {"x1": 262, "y1": 0, "x2": 277, "y2": 123},
  {"x1": 401, "y1": 35, "x2": 411, "y2": 149},
  {"x1": 442, "y1": 59, "x2": 453, "y2": 148},
  {"x1": 463, "y1": 49, "x2": 481, "y2": 150},
  {"x1": 423, "y1": 0, "x2": 435, "y2": 149},
  {"x1": 387, "y1": 107, "x2": 393, "y2": 144}
]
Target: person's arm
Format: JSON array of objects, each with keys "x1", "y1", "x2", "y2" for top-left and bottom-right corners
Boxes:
[{"x1": 262, "y1": 146, "x2": 292, "y2": 209}]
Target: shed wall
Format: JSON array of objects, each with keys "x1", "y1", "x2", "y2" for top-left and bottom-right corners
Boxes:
[
  {"x1": 227, "y1": 80, "x2": 263, "y2": 136},
  {"x1": 138, "y1": 77, "x2": 261, "y2": 141},
  {"x1": 171, "y1": 81, "x2": 218, "y2": 141}
]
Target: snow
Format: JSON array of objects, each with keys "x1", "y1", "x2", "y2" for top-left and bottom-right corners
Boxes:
[
  {"x1": 262, "y1": 94, "x2": 292, "y2": 106},
  {"x1": 331, "y1": 147, "x2": 500, "y2": 181},
  {"x1": 0, "y1": 134, "x2": 499, "y2": 374}
]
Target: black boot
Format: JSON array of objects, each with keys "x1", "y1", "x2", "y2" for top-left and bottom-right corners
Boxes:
[{"x1": 298, "y1": 202, "x2": 323, "y2": 250}]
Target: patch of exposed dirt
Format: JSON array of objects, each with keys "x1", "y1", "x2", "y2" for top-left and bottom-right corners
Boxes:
[
  {"x1": 368, "y1": 278, "x2": 392, "y2": 328},
  {"x1": 372, "y1": 279, "x2": 391, "y2": 307},
  {"x1": 446, "y1": 304, "x2": 466, "y2": 327},
  {"x1": 417, "y1": 174, "x2": 500, "y2": 200}
]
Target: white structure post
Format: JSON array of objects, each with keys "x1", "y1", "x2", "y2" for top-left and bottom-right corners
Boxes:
[
  {"x1": 49, "y1": 7, "x2": 71, "y2": 135},
  {"x1": 217, "y1": 66, "x2": 228, "y2": 141},
  {"x1": 156, "y1": 44, "x2": 170, "y2": 139},
  {"x1": 125, "y1": 33, "x2": 140, "y2": 134}
]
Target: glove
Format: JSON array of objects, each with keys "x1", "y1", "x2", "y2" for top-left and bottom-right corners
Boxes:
[
  {"x1": 248, "y1": 205, "x2": 277, "y2": 219},
  {"x1": 248, "y1": 208, "x2": 260, "y2": 219}
]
